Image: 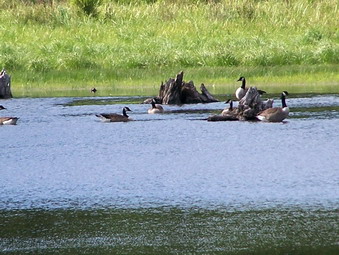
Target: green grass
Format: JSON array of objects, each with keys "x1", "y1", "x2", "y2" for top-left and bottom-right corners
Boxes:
[{"x1": 0, "y1": 0, "x2": 338, "y2": 97}]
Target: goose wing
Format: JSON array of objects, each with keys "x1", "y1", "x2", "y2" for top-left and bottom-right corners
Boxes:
[
  {"x1": 258, "y1": 107, "x2": 282, "y2": 116},
  {"x1": 96, "y1": 113, "x2": 131, "y2": 122},
  {"x1": 156, "y1": 104, "x2": 164, "y2": 111},
  {"x1": 99, "y1": 113, "x2": 121, "y2": 119}
]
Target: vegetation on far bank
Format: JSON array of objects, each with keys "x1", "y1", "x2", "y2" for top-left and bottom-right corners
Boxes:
[{"x1": 0, "y1": 0, "x2": 338, "y2": 96}]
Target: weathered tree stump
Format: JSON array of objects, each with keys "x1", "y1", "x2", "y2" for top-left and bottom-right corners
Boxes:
[
  {"x1": 0, "y1": 69, "x2": 13, "y2": 99},
  {"x1": 144, "y1": 71, "x2": 219, "y2": 105},
  {"x1": 208, "y1": 86, "x2": 273, "y2": 121}
]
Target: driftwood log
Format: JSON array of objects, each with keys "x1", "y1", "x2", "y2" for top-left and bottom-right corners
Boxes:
[
  {"x1": 208, "y1": 87, "x2": 273, "y2": 121},
  {"x1": 0, "y1": 69, "x2": 13, "y2": 99},
  {"x1": 144, "y1": 71, "x2": 219, "y2": 105}
]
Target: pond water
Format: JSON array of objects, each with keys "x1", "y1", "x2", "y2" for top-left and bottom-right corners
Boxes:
[{"x1": 0, "y1": 94, "x2": 338, "y2": 254}]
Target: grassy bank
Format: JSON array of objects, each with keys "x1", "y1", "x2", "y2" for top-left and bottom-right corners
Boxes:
[{"x1": 0, "y1": 0, "x2": 338, "y2": 97}]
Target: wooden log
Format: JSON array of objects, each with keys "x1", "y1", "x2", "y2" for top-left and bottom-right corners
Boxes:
[
  {"x1": 207, "y1": 114, "x2": 238, "y2": 121},
  {"x1": 0, "y1": 69, "x2": 13, "y2": 99}
]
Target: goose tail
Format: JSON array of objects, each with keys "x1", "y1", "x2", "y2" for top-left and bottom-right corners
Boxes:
[{"x1": 256, "y1": 115, "x2": 266, "y2": 121}]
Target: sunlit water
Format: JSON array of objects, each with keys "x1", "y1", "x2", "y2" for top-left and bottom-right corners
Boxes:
[{"x1": 0, "y1": 94, "x2": 338, "y2": 254}]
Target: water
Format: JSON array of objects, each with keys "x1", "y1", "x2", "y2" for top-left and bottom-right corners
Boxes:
[{"x1": 0, "y1": 94, "x2": 338, "y2": 254}]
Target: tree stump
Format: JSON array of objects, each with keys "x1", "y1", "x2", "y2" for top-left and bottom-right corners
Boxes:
[
  {"x1": 0, "y1": 69, "x2": 13, "y2": 99},
  {"x1": 144, "y1": 71, "x2": 219, "y2": 105}
]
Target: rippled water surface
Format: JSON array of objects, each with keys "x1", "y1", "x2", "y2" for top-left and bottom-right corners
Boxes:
[{"x1": 0, "y1": 94, "x2": 338, "y2": 254}]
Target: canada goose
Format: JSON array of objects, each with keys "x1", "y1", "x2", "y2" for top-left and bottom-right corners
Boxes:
[
  {"x1": 0, "y1": 117, "x2": 19, "y2": 125},
  {"x1": 221, "y1": 99, "x2": 236, "y2": 116},
  {"x1": 256, "y1": 91, "x2": 289, "y2": 122},
  {"x1": 235, "y1": 76, "x2": 247, "y2": 100},
  {"x1": 96, "y1": 107, "x2": 132, "y2": 122},
  {"x1": 148, "y1": 98, "x2": 164, "y2": 114},
  {"x1": 236, "y1": 77, "x2": 266, "y2": 100},
  {"x1": 91, "y1": 87, "x2": 97, "y2": 93},
  {"x1": 0, "y1": 105, "x2": 6, "y2": 110}
]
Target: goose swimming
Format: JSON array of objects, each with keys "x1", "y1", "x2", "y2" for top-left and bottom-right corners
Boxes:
[
  {"x1": 0, "y1": 117, "x2": 19, "y2": 125},
  {"x1": 96, "y1": 107, "x2": 132, "y2": 122},
  {"x1": 256, "y1": 91, "x2": 289, "y2": 122},
  {"x1": 148, "y1": 98, "x2": 164, "y2": 114}
]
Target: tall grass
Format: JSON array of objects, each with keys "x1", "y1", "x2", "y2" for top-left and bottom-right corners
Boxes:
[{"x1": 0, "y1": 0, "x2": 338, "y2": 95}]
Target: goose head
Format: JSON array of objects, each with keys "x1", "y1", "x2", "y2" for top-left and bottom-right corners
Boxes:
[
  {"x1": 122, "y1": 107, "x2": 132, "y2": 117},
  {"x1": 225, "y1": 99, "x2": 233, "y2": 110},
  {"x1": 151, "y1": 98, "x2": 157, "y2": 108},
  {"x1": 237, "y1": 76, "x2": 246, "y2": 89},
  {"x1": 281, "y1": 91, "x2": 289, "y2": 97}
]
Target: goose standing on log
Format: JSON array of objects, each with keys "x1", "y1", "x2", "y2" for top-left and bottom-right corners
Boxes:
[
  {"x1": 256, "y1": 91, "x2": 289, "y2": 122},
  {"x1": 235, "y1": 76, "x2": 248, "y2": 100},
  {"x1": 235, "y1": 76, "x2": 266, "y2": 100},
  {"x1": 148, "y1": 98, "x2": 164, "y2": 114},
  {"x1": 96, "y1": 107, "x2": 132, "y2": 122}
]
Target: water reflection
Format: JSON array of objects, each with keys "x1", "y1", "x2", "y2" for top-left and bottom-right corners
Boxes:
[{"x1": 1, "y1": 207, "x2": 338, "y2": 254}]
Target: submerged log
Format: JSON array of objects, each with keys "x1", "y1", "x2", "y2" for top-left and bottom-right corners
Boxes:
[
  {"x1": 144, "y1": 71, "x2": 219, "y2": 105},
  {"x1": 207, "y1": 114, "x2": 238, "y2": 121},
  {"x1": 0, "y1": 69, "x2": 13, "y2": 99}
]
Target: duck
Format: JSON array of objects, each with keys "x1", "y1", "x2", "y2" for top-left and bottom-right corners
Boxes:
[
  {"x1": 235, "y1": 77, "x2": 266, "y2": 100},
  {"x1": 0, "y1": 117, "x2": 19, "y2": 125},
  {"x1": 96, "y1": 106, "x2": 132, "y2": 122},
  {"x1": 256, "y1": 91, "x2": 289, "y2": 122},
  {"x1": 0, "y1": 105, "x2": 6, "y2": 110},
  {"x1": 148, "y1": 98, "x2": 164, "y2": 114}
]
